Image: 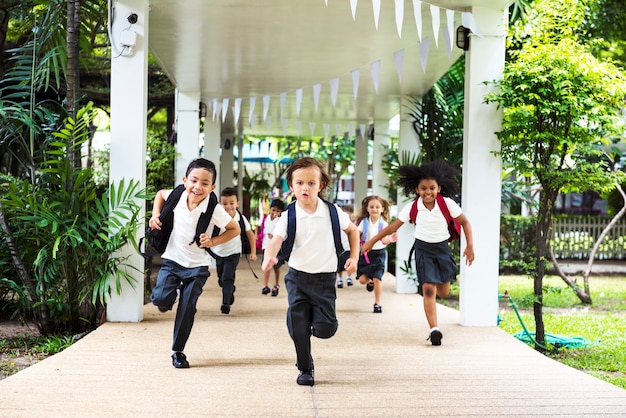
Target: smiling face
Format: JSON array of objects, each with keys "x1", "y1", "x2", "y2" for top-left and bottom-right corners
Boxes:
[
  {"x1": 365, "y1": 198, "x2": 384, "y2": 221},
  {"x1": 220, "y1": 194, "x2": 239, "y2": 217},
  {"x1": 416, "y1": 178, "x2": 441, "y2": 208},
  {"x1": 183, "y1": 167, "x2": 216, "y2": 208},
  {"x1": 290, "y1": 165, "x2": 323, "y2": 211}
]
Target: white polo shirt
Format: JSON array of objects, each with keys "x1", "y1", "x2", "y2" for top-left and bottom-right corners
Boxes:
[
  {"x1": 211, "y1": 211, "x2": 252, "y2": 258},
  {"x1": 397, "y1": 196, "x2": 462, "y2": 243},
  {"x1": 161, "y1": 190, "x2": 233, "y2": 268},
  {"x1": 273, "y1": 197, "x2": 351, "y2": 273}
]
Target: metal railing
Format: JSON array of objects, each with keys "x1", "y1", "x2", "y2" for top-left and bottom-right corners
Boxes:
[{"x1": 551, "y1": 216, "x2": 626, "y2": 260}]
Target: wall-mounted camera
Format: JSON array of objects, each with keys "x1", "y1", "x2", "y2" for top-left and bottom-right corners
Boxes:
[{"x1": 127, "y1": 13, "x2": 138, "y2": 24}]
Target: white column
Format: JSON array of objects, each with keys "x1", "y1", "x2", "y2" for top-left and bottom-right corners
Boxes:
[
  {"x1": 354, "y1": 126, "x2": 369, "y2": 207},
  {"x1": 395, "y1": 99, "x2": 420, "y2": 293},
  {"x1": 459, "y1": 6, "x2": 507, "y2": 326},
  {"x1": 175, "y1": 90, "x2": 200, "y2": 182},
  {"x1": 203, "y1": 118, "x2": 222, "y2": 192},
  {"x1": 372, "y1": 120, "x2": 390, "y2": 199},
  {"x1": 108, "y1": 0, "x2": 148, "y2": 322}
]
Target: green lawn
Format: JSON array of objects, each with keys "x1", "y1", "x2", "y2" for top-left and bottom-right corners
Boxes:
[{"x1": 497, "y1": 275, "x2": 626, "y2": 390}]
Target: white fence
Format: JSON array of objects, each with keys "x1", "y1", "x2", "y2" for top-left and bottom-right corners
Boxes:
[{"x1": 551, "y1": 216, "x2": 626, "y2": 260}]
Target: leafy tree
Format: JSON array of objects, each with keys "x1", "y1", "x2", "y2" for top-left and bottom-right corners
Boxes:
[{"x1": 485, "y1": 0, "x2": 626, "y2": 349}]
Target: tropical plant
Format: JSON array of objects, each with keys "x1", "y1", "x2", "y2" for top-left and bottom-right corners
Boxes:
[
  {"x1": 0, "y1": 104, "x2": 147, "y2": 334},
  {"x1": 485, "y1": 0, "x2": 626, "y2": 349}
]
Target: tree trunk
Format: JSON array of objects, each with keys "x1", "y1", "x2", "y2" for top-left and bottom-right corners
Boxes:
[{"x1": 66, "y1": 0, "x2": 81, "y2": 169}]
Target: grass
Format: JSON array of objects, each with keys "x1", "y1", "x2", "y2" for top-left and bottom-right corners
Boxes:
[
  {"x1": 442, "y1": 275, "x2": 626, "y2": 390},
  {"x1": 0, "y1": 334, "x2": 76, "y2": 380}
]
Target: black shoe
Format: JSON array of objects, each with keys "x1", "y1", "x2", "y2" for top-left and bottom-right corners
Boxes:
[
  {"x1": 297, "y1": 369, "x2": 314, "y2": 386},
  {"x1": 337, "y1": 278, "x2": 343, "y2": 288},
  {"x1": 271, "y1": 285, "x2": 280, "y2": 297},
  {"x1": 171, "y1": 352, "x2": 190, "y2": 368},
  {"x1": 221, "y1": 304, "x2": 230, "y2": 314},
  {"x1": 157, "y1": 306, "x2": 169, "y2": 313},
  {"x1": 373, "y1": 304, "x2": 382, "y2": 313},
  {"x1": 366, "y1": 280, "x2": 374, "y2": 292},
  {"x1": 346, "y1": 277, "x2": 353, "y2": 286},
  {"x1": 261, "y1": 286, "x2": 271, "y2": 295},
  {"x1": 428, "y1": 330, "x2": 443, "y2": 346}
]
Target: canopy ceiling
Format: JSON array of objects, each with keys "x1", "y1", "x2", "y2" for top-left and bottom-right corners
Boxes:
[{"x1": 146, "y1": 0, "x2": 510, "y2": 138}]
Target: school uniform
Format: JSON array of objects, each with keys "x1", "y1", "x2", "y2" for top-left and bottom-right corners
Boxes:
[
  {"x1": 272, "y1": 197, "x2": 352, "y2": 372},
  {"x1": 210, "y1": 212, "x2": 253, "y2": 310},
  {"x1": 397, "y1": 196, "x2": 463, "y2": 285},
  {"x1": 357, "y1": 218, "x2": 389, "y2": 280},
  {"x1": 150, "y1": 190, "x2": 232, "y2": 352}
]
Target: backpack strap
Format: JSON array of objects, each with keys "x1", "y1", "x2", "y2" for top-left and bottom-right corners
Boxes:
[
  {"x1": 191, "y1": 192, "x2": 219, "y2": 247},
  {"x1": 436, "y1": 194, "x2": 452, "y2": 224},
  {"x1": 277, "y1": 199, "x2": 342, "y2": 266},
  {"x1": 409, "y1": 198, "x2": 419, "y2": 224}
]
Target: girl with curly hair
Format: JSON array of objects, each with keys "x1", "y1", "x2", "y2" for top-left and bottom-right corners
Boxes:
[{"x1": 361, "y1": 160, "x2": 474, "y2": 345}]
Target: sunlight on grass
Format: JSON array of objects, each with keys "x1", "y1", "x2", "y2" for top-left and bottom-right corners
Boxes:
[{"x1": 498, "y1": 275, "x2": 626, "y2": 390}]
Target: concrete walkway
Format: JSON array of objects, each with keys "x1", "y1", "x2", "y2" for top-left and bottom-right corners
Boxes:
[{"x1": 1, "y1": 260, "x2": 625, "y2": 417}]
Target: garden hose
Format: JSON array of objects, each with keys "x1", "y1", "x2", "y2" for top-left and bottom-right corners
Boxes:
[{"x1": 499, "y1": 292, "x2": 592, "y2": 350}]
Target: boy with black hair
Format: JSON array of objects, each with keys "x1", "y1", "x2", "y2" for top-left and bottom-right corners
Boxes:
[
  {"x1": 149, "y1": 158, "x2": 240, "y2": 368},
  {"x1": 209, "y1": 187, "x2": 257, "y2": 315},
  {"x1": 260, "y1": 199, "x2": 285, "y2": 296}
]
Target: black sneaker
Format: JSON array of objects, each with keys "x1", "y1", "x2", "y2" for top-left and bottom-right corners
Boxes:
[
  {"x1": 346, "y1": 277, "x2": 353, "y2": 286},
  {"x1": 221, "y1": 304, "x2": 230, "y2": 314},
  {"x1": 297, "y1": 369, "x2": 314, "y2": 386},
  {"x1": 171, "y1": 352, "x2": 190, "y2": 368},
  {"x1": 428, "y1": 330, "x2": 443, "y2": 346},
  {"x1": 373, "y1": 304, "x2": 382, "y2": 313},
  {"x1": 337, "y1": 278, "x2": 343, "y2": 288},
  {"x1": 261, "y1": 286, "x2": 271, "y2": 295}
]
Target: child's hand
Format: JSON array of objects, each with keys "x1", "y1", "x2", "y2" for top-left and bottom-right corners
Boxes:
[
  {"x1": 389, "y1": 232, "x2": 398, "y2": 243},
  {"x1": 199, "y1": 233, "x2": 213, "y2": 248},
  {"x1": 148, "y1": 216, "x2": 162, "y2": 230},
  {"x1": 344, "y1": 257, "x2": 358, "y2": 276},
  {"x1": 261, "y1": 257, "x2": 278, "y2": 272},
  {"x1": 463, "y1": 246, "x2": 474, "y2": 266},
  {"x1": 249, "y1": 253, "x2": 258, "y2": 262},
  {"x1": 361, "y1": 240, "x2": 373, "y2": 253}
]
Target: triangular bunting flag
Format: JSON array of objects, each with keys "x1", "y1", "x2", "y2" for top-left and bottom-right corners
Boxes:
[
  {"x1": 280, "y1": 92, "x2": 287, "y2": 119},
  {"x1": 372, "y1": 0, "x2": 381, "y2": 31},
  {"x1": 350, "y1": 0, "x2": 358, "y2": 20},
  {"x1": 263, "y1": 95, "x2": 270, "y2": 121},
  {"x1": 309, "y1": 122, "x2": 316, "y2": 137},
  {"x1": 313, "y1": 83, "x2": 321, "y2": 112},
  {"x1": 296, "y1": 120, "x2": 302, "y2": 137},
  {"x1": 394, "y1": 0, "x2": 404, "y2": 38},
  {"x1": 430, "y1": 4, "x2": 440, "y2": 48},
  {"x1": 412, "y1": 0, "x2": 422, "y2": 41},
  {"x1": 295, "y1": 88, "x2": 303, "y2": 117},
  {"x1": 394, "y1": 49, "x2": 404, "y2": 84},
  {"x1": 249, "y1": 97, "x2": 256, "y2": 125},
  {"x1": 233, "y1": 98, "x2": 242, "y2": 124},
  {"x1": 221, "y1": 98, "x2": 229, "y2": 123},
  {"x1": 330, "y1": 77, "x2": 339, "y2": 107},
  {"x1": 446, "y1": 9, "x2": 455, "y2": 56},
  {"x1": 370, "y1": 60, "x2": 381, "y2": 93},
  {"x1": 281, "y1": 118, "x2": 288, "y2": 137},
  {"x1": 323, "y1": 123, "x2": 330, "y2": 138},
  {"x1": 351, "y1": 69, "x2": 360, "y2": 101},
  {"x1": 266, "y1": 115, "x2": 272, "y2": 131},
  {"x1": 462, "y1": 12, "x2": 482, "y2": 37},
  {"x1": 420, "y1": 37, "x2": 430, "y2": 72}
]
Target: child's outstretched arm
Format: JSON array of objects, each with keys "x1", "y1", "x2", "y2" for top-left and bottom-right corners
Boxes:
[
  {"x1": 362, "y1": 219, "x2": 404, "y2": 253},
  {"x1": 199, "y1": 219, "x2": 240, "y2": 248},
  {"x1": 456, "y1": 214, "x2": 474, "y2": 265},
  {"x1": 343, "y1": 222, "x2": 360, "y2": 276},
  {"x1": 261, "y1": 235, "x2": 284, "y2": 272},
  {"x1": 148, "y1": 189, "x2": 169, "y2": 230}
]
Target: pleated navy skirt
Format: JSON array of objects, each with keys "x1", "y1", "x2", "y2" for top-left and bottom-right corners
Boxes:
[{"x1": 413, "y1": 239, "x2": 457, "y2": 285}]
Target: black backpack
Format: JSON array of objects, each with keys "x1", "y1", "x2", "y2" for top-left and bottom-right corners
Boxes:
[
  {"x1": 276, "y1": 199, "x2": 344, "y2": 270},
  {"x1": 208, "y1": 209, "x2": 251, "y2": 256},
  {"x1": 145, "y1": 185, "x2": 219, "y2": 254}
]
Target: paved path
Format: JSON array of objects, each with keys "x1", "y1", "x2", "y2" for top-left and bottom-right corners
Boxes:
[{"x1": 1, "y1": 260, "x2": 625, "y2": 417}]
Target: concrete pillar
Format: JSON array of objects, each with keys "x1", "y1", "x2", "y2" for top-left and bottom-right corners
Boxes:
[
  {"x1": 372, "y1": 120, "x2": 390, "y2": 199},
  {"x1": 108, "y1": 0, "x2": 149, "y2": 322},
  {"x1": 459, "y1": 6, "x2": 507, "y2": 326},
  {"x1": 175, "y1": 90, "x2": 201, "y2": 182},
  {"x1": 395, "y1": 99, "x2": 420, "y2": 294}
]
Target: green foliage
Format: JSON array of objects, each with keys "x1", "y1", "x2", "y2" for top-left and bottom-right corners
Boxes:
[
  {"x1": 146, "y1": 132, "x2": 176, "y2": 192},
  {"x1": 0, "y1": 104, "x2": 147, "y2": 334},
  {"x1": 500, "y1": 215, "x2": 537, "y2": 274}
]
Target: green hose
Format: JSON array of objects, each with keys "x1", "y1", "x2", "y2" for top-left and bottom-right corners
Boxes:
[{"x1": 499, "y1": 292, "x2": 593, "y2": 350}]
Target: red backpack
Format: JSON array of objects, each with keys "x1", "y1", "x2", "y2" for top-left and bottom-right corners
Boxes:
[{"x1": 409, "y1": 194, "x2": 461, "y2": 242}]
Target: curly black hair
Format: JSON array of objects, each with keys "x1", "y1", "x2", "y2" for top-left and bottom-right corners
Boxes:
[{"x1": 397, "y1": 160, "x2": 460, "y2": 198}]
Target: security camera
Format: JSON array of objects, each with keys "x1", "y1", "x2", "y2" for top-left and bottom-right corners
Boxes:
[{"x1": 127, "y1": 13, "x2": 138, "y2": 24}]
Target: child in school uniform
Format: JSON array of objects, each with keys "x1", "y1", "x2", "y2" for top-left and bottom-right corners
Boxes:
[
  {"x1": 362, "y1": 160, "x2": 474, "y2": 346},
  {"x1": 208, "y1": 187, "x2": 257, "y2": 315},
  {"x1": 355, "y1": 196, "x2": 397, "y2": 313},
  {"x1": 260, "y1": 199, "x2": 285, "y2": 296},
  {"x1": 149, "y1": 158, "x2": 240, "y2": 368},
  {"x1": 262, "y1": 157, "x2": 360, "y2": 386}
]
